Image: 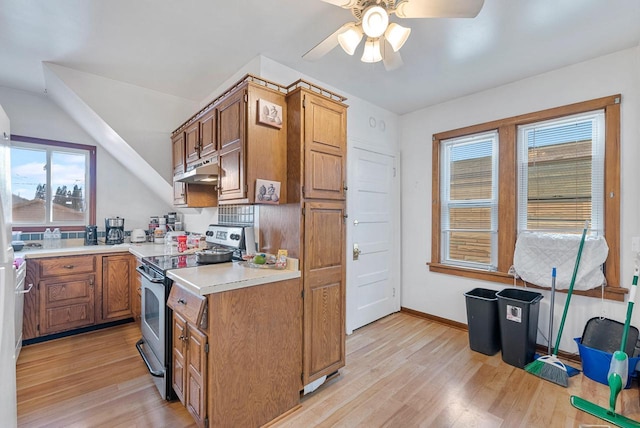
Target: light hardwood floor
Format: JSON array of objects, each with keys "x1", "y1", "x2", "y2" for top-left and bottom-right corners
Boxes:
[{"x1": 17, "y1": 312, "x2": 640, "y2": 427}]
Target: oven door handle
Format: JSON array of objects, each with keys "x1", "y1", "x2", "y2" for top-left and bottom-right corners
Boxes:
[
  {"x1": 136, "y1": 265, "x2": 163, "y2": 283},
  {"x1": 136, "y1": 338, "x2": 164, "y2": 378}
]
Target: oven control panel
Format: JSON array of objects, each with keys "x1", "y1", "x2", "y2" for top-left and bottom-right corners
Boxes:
[{"x1": 205, "y1": 224, "x2": 251, "y2": 250}]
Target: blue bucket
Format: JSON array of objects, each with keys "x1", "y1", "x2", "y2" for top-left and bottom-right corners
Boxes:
[{"x1": 575, "y1": 337, "x2": 639, "y2": 389}]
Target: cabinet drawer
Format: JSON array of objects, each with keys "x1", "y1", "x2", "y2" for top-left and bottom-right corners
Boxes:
[
  {"x1": 168, "y1": 285, "x2": 206, "y2": 326},
  {"x1": 39, "y1": 255, "x2": 96, "y2": 277}
]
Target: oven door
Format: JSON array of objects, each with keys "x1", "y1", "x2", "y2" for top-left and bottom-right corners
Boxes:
[{"x1": 135, "y1": 265, "x2": 171, "y2": 399}]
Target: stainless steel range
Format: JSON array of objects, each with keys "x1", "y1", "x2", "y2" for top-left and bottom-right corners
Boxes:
[{"x1": 135, "y1": 224, "x2": 255, "y2": 400}]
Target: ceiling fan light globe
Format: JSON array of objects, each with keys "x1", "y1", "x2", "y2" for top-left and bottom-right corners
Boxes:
[
  {"x1": 385, "y1": 23, "x2": 411, "y2": 52},
  {"x1": 338, "y1": 25, "x2": 364, "y2": 55},
  {"x1": 362, "y1": 6, "x2": 389, "y2": 38},
  {"x1": 361, "y1": 38, "x2": 383, "y2": 63}
]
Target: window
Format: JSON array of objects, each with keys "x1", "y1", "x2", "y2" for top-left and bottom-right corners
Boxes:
[
  {"x1": 517, "y1": 111, "x2": 605, "y2": 234},
  {"x1": 10, "y1": 135, "x2": 96, "y2": 230},
  {"x1": 440, "y1": 131, "x2": 498, "y2": 270},
  {"x1": 430, "y1": 95, "x2": 622, "y2": 301}
]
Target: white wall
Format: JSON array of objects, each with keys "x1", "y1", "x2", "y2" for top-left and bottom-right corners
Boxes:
[
  {"x1": 0, "y1": 86, "x2": 175, "y2": 231},
  {"x1": 399, "y1": 46, "x2": 640, "y2": 352}
]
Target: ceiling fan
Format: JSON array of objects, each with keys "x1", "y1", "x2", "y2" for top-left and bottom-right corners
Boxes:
[{"x1": 304, "y1": 0, "x2": 485, "y2": 70}]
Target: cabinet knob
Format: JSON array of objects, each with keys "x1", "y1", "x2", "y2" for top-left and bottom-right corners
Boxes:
[
  {"x1": 177, "y1": 298, "x2": 187, "y2": 305},
  {"x1": 63, "y1": 264, "x2": 74, "y2": 269}
]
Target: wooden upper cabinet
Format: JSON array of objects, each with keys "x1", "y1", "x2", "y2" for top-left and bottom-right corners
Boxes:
[
  {"x1": 217, "y1": 88, "x2": 245, "y2": 202},
  {"x1": 199, "y1": 107, "x2": 217, "y2": 159},
  {"x1": 172, "y1": 132, "x2": 185, "y2": 176},
  {"x1": 286, "y1": 89, "x2": 347, "y2": 202},
  {"x1": 185, "y1": 106, "x2": 218, "y2": 171},
  {"x1": 216, "y1": 81, "x2": 288, "y2": 204},
  {"x1": 185, "y1": 121, "x2": 201, "y2": 166}
]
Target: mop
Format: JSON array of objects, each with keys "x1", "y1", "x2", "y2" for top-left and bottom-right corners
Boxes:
[
  {"x1": 524, "y1": 221, "x2": 589, "y2": 387},
  {"x1": 571, "y1": 267, "x2": 640, "y2": 428}
]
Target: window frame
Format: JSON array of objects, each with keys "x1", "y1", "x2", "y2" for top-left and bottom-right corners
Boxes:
[
  {"x1": 10, "y1": 134, "x2": 97, "y2": 232},
  {"x1": 440, "y1": 131, "x2": 499, "y2": 270},
  {"x1": 430, "y1": 95, "x2": 622, "y2": 301}
]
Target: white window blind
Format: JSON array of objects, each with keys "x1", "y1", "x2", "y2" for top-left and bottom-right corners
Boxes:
[
  {"x1": 440, "y1": 131, "x2": 499, "y2": 270},
  {"x1": 517, "y1": 110, "x2": 605, "y2": 236}
]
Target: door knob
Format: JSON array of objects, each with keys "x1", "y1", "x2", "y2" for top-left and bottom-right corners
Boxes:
[
  {"x1": 353, "y1": 243, "x2": 361, "y2": 260},
  {"x1": 353, "y1": 220, "x2": 359, "y2": 226}
]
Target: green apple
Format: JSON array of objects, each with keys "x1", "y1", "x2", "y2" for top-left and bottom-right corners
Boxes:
[{"x1": 252, "y1": 254, "x2": 266, "y2": 264}]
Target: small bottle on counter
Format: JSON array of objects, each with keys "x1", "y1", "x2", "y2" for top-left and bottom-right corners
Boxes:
[
  {"x1": 53, "y1": 228, "x2": 62, "y2": 248},
  {"x1": 177, "y1": 235, "x2": 187, "y2": 253},
  {"x1": 43, "y1": 228, "x2": 52, "y2": 249}
]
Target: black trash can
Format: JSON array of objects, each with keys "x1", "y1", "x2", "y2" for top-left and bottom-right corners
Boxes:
[
  {"x1": 464, "y1": 288, "x2": 501, "y2": 356},
  {"x1": 496, "y1": 288, "x2": 543, "y2": 368}
]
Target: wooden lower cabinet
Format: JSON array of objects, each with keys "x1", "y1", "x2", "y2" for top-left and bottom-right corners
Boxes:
[
  {"x1": 302, "y1": 201, "x2": 346, "y2": 383},
  {"x1": 172, "y1": 312, "x2": 207, "y2": 427},
  {"x1": 23, "y1": 252, "x2": 134, "y2": 340},
  {"x1": 39, "y1": 273, "x2": 96, "y2": 335},
  {"x1": 100, "y1": 254, "x2": 132, "y2": 322},
  {"x1": 169, "y1": 278, "x2": 302, "y2": 427}
]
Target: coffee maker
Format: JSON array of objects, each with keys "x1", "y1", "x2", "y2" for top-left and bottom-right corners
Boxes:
[
  {"x1": 105, "y1": 217, "x2": 125, "y2": 245},
  {"x1": 85, "y1": 225, "x2": 98, "y2": 245}
]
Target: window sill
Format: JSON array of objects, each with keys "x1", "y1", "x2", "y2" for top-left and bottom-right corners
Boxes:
[{"x1": 428, "y1": 262, "x2": 626, "y2": 302}]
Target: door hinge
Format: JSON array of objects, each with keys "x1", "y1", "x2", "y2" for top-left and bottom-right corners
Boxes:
[
  {"x1": 244, "y1": 93, "x2": 248, "y2": 103},
  {"x1": 301, "y1": 185, "x2": 305, "y2": 197},
  {"x1": 301, "y1": 290, "x2": 304, "y2": 299},
  {"x1": 393, "y1": 287, "x2": 396, "y2": 297},
  {"x1": 302, "y1": 206, "x2": 305, "y2": 216},
  {"x1": 244, "y1": 183, "x2": 248, "y2": 193},
  {"x1": 204, "y1": 417, "x2": 209, "y2": 428},
  {"x1": 301, "y1": 372, "x2": 304, "y2": 382},
  {"x1": 343, "y1": 214, "x2": 348, "y2": 224},
  {"x1": 393, "y1": 167, "x2": 396, "y2": 177},
  {"x1": 303, "y1": 97, "x2": 306, "y2": 108},
  {"x1": 205, "y1": 343, "x2": 209, "y2": 354}
]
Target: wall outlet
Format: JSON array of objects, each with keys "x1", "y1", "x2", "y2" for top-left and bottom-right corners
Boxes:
[{"x1": 632, "y1": 236, "x2": 640, "y2": 253}]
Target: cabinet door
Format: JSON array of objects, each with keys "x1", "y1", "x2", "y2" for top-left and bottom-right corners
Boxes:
[
  {"x1": 101, "y1": 254, "x2": 132, "y2": 322},
  {"x1": 199, "y1": 107, "x2": 217, "y2": 159},
  {"x1": 174, "y1": 181, "x2": 187, "y2": 206},
  {"x1": 303, "y1": 201, "x2": 346, "y2": 384},
  {"x1": 173, "y1": 312, "x2": 188, "y2": 404},
  {"x1": 172, "y1": 132, "x2": 185, "y2": 176},
  {"x1": 218, "y1": 89, "x2": 246, "y2": 201},
  {"x1": 39, "y1": 273, "x2": 96, "y2": 335},
  {"x1": 185, "y1": 121, "x2": 201, "y2": 166},
  {"x1": 303, "y1": 93, "x2": 347, "y2": 200},
  {"x1": 186, "y1": 325, "x2": 207, "y2": 427}
]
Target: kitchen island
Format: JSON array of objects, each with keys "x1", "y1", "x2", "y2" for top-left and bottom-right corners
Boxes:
[{"x1": 168, "y1": 265, "x2": 302, "y2": 427}]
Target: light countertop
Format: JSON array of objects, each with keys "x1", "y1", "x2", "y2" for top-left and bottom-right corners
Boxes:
[
  {"x1": 14, "y1": 242, "x2": 166, "y2": 259},
  {"x1": 167, "y1": 260, "x2": 301, "y2": 296},
  {"x1": 14, "y1": 241, "x2": 300, "y2": 296}
]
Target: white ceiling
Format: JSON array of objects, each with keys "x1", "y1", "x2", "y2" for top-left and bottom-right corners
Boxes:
[{"x1": 1, "y1": 0, "x2": 639, "y2": 115}]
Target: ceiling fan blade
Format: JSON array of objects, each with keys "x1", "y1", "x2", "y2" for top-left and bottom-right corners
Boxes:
[
  {"x1": 319, "y1": 0, "x2": 359, "y2": 8},
  {"x1": 395, "y1": 0, "x2": 485, "y2": 18},
  {"x1": 382, "y1": 39, "x2": 404, "y2": 71},
  {"x1": 303, "y1": 22, "x2": 353, "y2": 61}
]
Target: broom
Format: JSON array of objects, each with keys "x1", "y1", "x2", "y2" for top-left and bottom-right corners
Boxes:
[{"x1": 524, "y1": 221, "x2": 589, "y2": 387}]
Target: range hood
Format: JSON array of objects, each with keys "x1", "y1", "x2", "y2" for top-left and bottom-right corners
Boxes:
[{"x1": 174, "y1": 156, "x2": 218, "y2": 185}]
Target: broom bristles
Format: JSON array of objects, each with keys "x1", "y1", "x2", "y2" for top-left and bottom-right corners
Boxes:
[{"x1": 525, "y1": 355, "x2": 569, "y2": 387}]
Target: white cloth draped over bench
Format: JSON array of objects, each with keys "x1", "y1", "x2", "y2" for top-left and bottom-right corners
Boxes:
[{"x1": 513, "y1": 231, "x2": 609, "y2": 290}]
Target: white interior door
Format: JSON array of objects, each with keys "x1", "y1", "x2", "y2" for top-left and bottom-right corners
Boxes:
[{"x1": 347, "y1": 146, "x2": 400, "y2": 333}]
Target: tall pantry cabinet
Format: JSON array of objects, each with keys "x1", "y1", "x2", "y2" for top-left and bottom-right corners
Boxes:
[{"x1": 261, "y1": 81, "x2": 348, "y2": 386}]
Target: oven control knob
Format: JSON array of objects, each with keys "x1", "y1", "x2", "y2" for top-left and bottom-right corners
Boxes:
[
  {"x1": 206, "y1": 231, "x2": 213, "y2": 236},
  {"x1": 230, "y1": 233, "x2": 239, "y2": 240}
]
